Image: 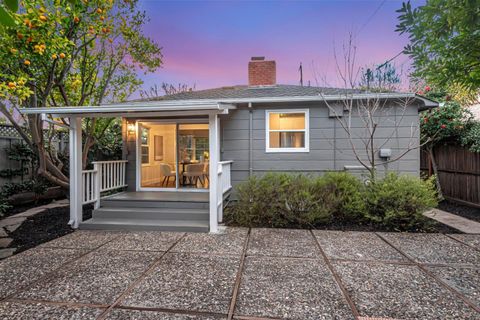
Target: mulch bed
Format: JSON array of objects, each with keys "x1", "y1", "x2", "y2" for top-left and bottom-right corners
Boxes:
[
  {"x1": 7, "y1": 206, "x2": 73, "y2": 254},
  {"x1": 7, "y1": 204, "x2": 93, "y2": 254},
  {"x1": 312, "y1": 220, "x2": 459, "y2": 234},
  {"x1": 1, "y1": 199, "x2": 57, "y2": 219},
  {"x1": 438, "y1": 200, "x2": 480, "y2": 223}
]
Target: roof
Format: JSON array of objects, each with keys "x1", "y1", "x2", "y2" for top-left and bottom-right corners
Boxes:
[
  {"x1": 137, "y1": 85, "x2": 366, "y2": 101},
  {"x1": 19, "y1": 84, "x2": 439, "y2": 116}
]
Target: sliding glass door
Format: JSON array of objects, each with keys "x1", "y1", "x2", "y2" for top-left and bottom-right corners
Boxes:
[
  {"x1": 138, "y1": 121, "x2": 209, "y2": 190},
  {"x1": 177, "y1": 123, "x2": 209, "y2": 189}
]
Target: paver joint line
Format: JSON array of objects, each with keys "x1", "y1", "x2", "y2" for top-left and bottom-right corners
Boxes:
[
  {"x1": 96, "y1": 232, "x2": 188, "y2": 320},
  {"x1": 444, "y1": 233, "x2": 480, "y2": 253},
  {"x1": 113, "y1": 304, "x2": 228, "y2": 318},
  {"x1": 227, "y1": 228, "x2": 251, "y2": 320},
  {"x1": 0, "y1": 231, "x2": 125, "y2": 303},
  {"x1": 309, "y1": 229, "x2": 361, "y2": 319},
  {"x1": 374, "y1": 232, "x2": 480, "y2": 314}
]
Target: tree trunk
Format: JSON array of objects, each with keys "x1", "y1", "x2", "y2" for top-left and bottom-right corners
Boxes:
[{"x1": 427, "y1": 146, "x2": 444, "y2": 200}]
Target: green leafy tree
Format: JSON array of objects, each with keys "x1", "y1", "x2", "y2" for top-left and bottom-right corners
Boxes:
[
  {"x1": 0, "y1": 0, "x2": 162, "y2": 188},
  {"x1": 396, "y1": 0, "x2": 480, "y2": 93}
]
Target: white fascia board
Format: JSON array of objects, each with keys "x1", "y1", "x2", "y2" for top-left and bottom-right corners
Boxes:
[
  {"x1": 19, "y1": 102, "x2": 235, "y2": 115},
  {"x1": 18, "y1": 92, "x2": 438, "y2": 115}
]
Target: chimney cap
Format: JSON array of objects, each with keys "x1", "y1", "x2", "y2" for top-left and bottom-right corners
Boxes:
[{"x1": 251, "y1": 56, "x2": 265, "y2": 61}]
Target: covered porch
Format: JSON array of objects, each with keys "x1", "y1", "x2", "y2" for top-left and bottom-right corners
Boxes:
[{"x1": 20, "y1": 101, "x2": 235, "y2": 232}]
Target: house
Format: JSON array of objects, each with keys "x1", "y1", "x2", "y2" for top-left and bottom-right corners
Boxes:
[{"x1": 20, "y1": 57, "x2": 438, "y2": 232}]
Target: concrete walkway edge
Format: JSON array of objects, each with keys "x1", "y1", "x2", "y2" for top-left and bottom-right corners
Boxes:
[{"x1": 424, "y1": 208, "x2": 480, "y2": 234}]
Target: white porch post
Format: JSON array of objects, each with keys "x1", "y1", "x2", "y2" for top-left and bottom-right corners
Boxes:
[
  {"x1": 208, "y1": 113, "x2": 219, "y2": 233},
  {"x1": 69, "y1": 117, "x2": 82, "y2": 228}
]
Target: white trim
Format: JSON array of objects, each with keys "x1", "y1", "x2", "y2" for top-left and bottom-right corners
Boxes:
[
  {"x1": 135, "y1": 119, "x2": 211, "y2": 192},
  {"x1": 265, "y1": 109, "x2": 310, "y2": 153},
  {"x1": 209, "y1": 113, "x2": 219, "y2": 233},
  {"x1": 69, "y1": 117, "x2": 82, "y2": 228},
  {"x1": 18, "y1": 92, "x2": 437, "y2": 115}
]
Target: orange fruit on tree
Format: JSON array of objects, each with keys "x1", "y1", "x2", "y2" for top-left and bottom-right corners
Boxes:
[
  {"x1": 74, "y1": 17, "x2": 80, "y2": 23},
  {"x1": 59, "y1": 53, "x2": 66, "y2": 59},
  {"x1": 39, "y1": 15, "x2": 47, "y2": 22},
  {"x1": 24, "y1": 60, "x2": 31, "y2": 66},
  {"x1": 10, "y1": 48, "x2": 17, "y2": 54},
  {"x1": 96, "y1": 8, "x2": 103, "y2": 14},
  {"x1": 7, "y1": 82, "x2": 16, "y2": 89},
  {"x1": 52, "y1": 54, "x2": 58, "y2": 59}
]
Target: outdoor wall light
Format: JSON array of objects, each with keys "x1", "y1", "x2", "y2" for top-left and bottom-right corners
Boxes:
[{"x1": 127, "y1": 122, "x2": 136, "y2": 135}]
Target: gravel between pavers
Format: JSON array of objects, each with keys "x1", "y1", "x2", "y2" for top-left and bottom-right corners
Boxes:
[{"x1": 333, "y1": 261, "x2": 478, "y2": 319}]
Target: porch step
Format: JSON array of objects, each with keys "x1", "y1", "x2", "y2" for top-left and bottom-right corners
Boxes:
[
  {"x1": 93, "y1": 207, "x2": 209, "y2": 221},
  {"x1": 100, "y1": 199, "x2": 209, "y2": 210},
  {"x1": 79, "y1": 218, "x2": 209, "y2": 232}
]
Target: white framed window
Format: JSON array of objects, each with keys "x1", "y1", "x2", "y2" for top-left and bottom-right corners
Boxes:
[{"x1": 265, "y1": 109, "x2": 309, "y2": 153}]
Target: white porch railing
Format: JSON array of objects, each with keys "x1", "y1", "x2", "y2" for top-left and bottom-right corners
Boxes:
[
  {"x1": 82, "y1": 160, "x2": 128, "y2": 207},
  {"x1": 217, "y1": 160, "x2": 233, "y2": 222}
]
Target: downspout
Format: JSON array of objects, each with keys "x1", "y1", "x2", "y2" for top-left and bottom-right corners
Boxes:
[{"x1": 249, "y1": 102, "x2": 253, "y2": 176}]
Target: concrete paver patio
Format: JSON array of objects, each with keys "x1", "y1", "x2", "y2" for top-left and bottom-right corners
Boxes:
[{"x1": 0, "y1": 228, "x2": 479, "y2": 320}]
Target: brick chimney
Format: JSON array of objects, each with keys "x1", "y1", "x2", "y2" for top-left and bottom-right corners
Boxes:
[{"x1": 248, "y1": 57, "x2": 276, "y2": 86}]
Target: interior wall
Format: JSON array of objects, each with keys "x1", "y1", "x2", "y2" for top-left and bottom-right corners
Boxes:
[{"x1": 141, "y1": 123, "x2": 176, "y2": 187}]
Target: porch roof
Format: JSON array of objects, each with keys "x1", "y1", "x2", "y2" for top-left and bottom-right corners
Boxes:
[{"x1": 18, "y1": 101, "x2": 236, "y2": 117}]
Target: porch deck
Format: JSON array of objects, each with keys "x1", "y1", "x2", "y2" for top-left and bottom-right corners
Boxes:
[{"x1": 104, "y1": 191, "x2": 209, "y2": 202}]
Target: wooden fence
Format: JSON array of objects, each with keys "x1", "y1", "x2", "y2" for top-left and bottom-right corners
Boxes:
[
  {"x1": 0, "y1": 124, "x2": 68, "y2": 186},
  {"x1": 421, "y1": 144, "x2": 480, "y2": 208}
]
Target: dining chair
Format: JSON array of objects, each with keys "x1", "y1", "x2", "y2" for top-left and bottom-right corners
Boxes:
[
  {"x1": 183, "y1": 163, "x2": 205, "y2": 187},
  {"x1": 159, "y1": 163, "x2": 176, "y2": 187}
]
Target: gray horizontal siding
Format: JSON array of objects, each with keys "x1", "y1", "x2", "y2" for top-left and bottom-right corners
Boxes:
[{"x1": 221, "y1": 101, "x2": 421, "y2": 189}]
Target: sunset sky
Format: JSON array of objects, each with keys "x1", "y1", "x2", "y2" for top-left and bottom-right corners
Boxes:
[{"x1": 137, "y1": 0, "x2": 419, "y2": 93}]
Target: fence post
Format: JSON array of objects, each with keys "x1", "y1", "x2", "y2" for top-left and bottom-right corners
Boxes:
[{"x1": 93, "y1": 162, "x2": 101, "y2": 209}]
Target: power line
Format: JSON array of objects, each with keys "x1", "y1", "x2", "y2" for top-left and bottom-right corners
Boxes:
[
  {"x1": 377, "y1": 50, "x2": 404, "y2": 69},
  {"x1": 356, "y1": 0, "x2": 387, "y2": 37}
]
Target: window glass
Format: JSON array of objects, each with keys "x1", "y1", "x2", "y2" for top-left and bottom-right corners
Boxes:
[
  {"x1": 269, "y1": 113, "x2": 305, "y2": 130},
  {"x1": 269, "y1": 132, "x2": 305, "y2": 148},
  {"x1": 267, "y1": 110, "x2": 308, "y2": 151}
]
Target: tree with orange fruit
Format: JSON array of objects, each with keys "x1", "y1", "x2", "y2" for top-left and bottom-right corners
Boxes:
[{"x1": 0, "y1": 0, "x2": 162, "y2": 189}]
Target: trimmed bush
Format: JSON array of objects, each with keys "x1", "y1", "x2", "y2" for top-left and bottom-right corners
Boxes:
[
  {"x1": 225, "y1": 173, "x2": 331, "y2": 228},
  {"x1": 317, "y1": 172, "x2": 366, "y2": 223},
  {"x1": 364, "y1": 173, "x2": 438, "y2": 231},
  {"x1": 224, "y1": 171, "x2": 438, "y2": 231}
]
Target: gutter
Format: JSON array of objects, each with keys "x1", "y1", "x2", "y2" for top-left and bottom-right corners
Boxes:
[{"x1": 18, "y1": 92, "x2": 438, "y2": 115}]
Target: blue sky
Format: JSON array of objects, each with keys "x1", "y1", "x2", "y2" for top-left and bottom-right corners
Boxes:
[{"x1": 136, "y1": 0, "x2": 421, "y2": 92}]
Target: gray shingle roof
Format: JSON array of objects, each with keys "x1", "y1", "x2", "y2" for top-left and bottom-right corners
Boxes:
[{"x1": 138, "y1": 85, "x2": 368, "y2": 102}]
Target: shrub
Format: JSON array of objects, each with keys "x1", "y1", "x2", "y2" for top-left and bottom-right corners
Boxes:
[
  {"x1": 364, "y1": 173, "x2": 438, "y2": 231},
  {"x1": 225, "y1": 171, "x2": 438, "y2": 231},
  {"x1": 224, "y1": 172, "x2": 366, "y2": 228},
  {"x1": 225, "y1": 173, "x2": 331, "y2": 228},
  {"x1": 317, "y1": 172, "x2": 366, "y2": 223}
]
